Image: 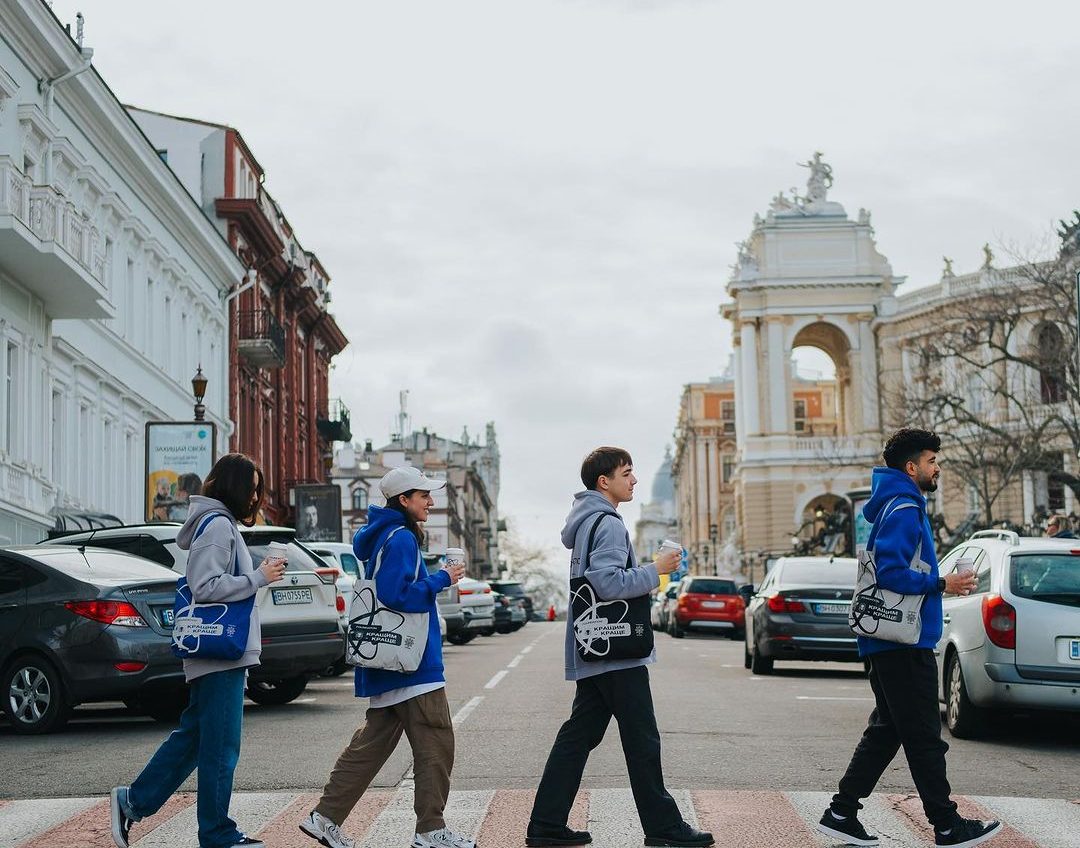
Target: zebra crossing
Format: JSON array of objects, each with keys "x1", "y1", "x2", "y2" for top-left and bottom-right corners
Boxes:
[{"x1": 1, "y1": 787, "x2": 1077, "y2": 848}]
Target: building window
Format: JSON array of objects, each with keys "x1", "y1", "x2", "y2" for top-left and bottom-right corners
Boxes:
[
  {"x1": 703, "y1": 392, "x2": 722, "y2": 420},
  {"x1": 1036, "y1": 323, "x2": 1066, "y2": 404},
  {"x1": 1046, "y1": 452, "x2": 1066, "y2": 513},
  {"x1": 721, "y1": 453, "x2": 735, "y2": 484},
  {"x1": 793, "y1": 398, "x2": 807, "y2": 433},
  {"x1": 352, "y1": 488, "x2": 368, "y2": 511},
  {"x1": 5, "y1": 342, "x2": 18, "y2": 455},
  {"x1": 51, "y1": 390, "x2": 63, "y2": 479},
  {"x1": 721, "y1": 400, "x2": 736, "y2": 434}
]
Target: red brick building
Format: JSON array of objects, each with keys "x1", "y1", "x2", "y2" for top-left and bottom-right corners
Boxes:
[{"x1": 128, "y1": 109, "x2": 350, "y2": 525}]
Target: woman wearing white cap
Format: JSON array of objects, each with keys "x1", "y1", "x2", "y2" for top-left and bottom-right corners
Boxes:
[{"x1": 300, "y1": 466, "x2": 474, "y2": 848}]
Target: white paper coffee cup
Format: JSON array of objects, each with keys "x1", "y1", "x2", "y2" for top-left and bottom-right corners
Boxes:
[
  {"x1": 446, "y1": 547, "x2": 466, "y2": 566},
  {"x1": 955, "y1": 556, "x2": 975, "y2": 576},
  {"x1": 659, "y1": 539, "x2": 682, "y2": 553},
  {"x1": 267, "y1": 541, "x2": 289, "y2": 562}
]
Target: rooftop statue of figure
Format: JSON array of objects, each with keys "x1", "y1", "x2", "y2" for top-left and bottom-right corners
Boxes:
[{"x1": 798, "y1": 151, "x2": 834, "y2": 204}]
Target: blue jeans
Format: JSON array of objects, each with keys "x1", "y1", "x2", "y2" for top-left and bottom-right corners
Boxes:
[{"x1": 127, "y1": 668, "x2": 247, "y2": 848}]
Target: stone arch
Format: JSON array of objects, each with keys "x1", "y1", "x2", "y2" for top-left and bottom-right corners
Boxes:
[
  {"x1": 1032, "y1": 321, "x2": 1067, "y2": 404},
  {"x1": 794, "y1": 492, "x2": 851, "y2": 555},
  {"x1": 790, "y1": 321, "x2": 853, "y2": 435}
]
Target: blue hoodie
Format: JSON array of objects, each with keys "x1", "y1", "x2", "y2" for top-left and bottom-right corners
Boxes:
[
  {"x1": 351, "y1": 504, "x2": 452, "y2": 698},
  {"x1": 858, "y1": 466, "x2": 944, "y2": 657}
]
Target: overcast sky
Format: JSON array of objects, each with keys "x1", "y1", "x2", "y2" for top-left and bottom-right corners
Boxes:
[{"x1": 49, "y1": 1, "x2": 1080, "y2": 563}]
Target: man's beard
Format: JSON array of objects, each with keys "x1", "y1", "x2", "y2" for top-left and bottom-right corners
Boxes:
[{"x1": 919, "y1": 474, "x2": 939, "y2": 493}]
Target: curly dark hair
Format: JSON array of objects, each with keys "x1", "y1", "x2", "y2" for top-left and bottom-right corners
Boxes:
[{"x1": 882, "y1": 428, "x2": 941, "y2": 471}]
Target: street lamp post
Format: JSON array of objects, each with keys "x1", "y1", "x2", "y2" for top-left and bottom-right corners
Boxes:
[
  {"x1": 709, "y1": 523, "x2": 719, "y2": 575},
  {"x1": 191, "y1": 365, "x2": 208, "y2": 421}
]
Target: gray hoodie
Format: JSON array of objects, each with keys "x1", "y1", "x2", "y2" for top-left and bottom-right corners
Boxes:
[
  {"x1": 177, "y1": 495, "x2": 268, "y2": 682},
  {"x1": 561, "y1": 490, "x2": 660, "y2": 681}
]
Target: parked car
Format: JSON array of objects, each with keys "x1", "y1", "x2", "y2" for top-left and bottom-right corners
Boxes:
[
  {"x1": 669, "y1": 576, "x2": 745, "y2": 639},
  {"x1": 492, "y1": 590, "x2": 528, "y2": 634},
  {"x1": 653, "y1": 582, "x2": 680, "y2": 631},
  {"x1": 450, "y1": 577, "x2": 496, "y2": 643},
  {"x1": 1, "y1": 545, "x2": 185, "y2": 734},
  {"x1": 45, "y1": 523, "x2": 344, "y2": 705},
  {"x1": 744, "y1": 556, "x2": 859, "y2": 674},
  {"x1": 489, "y1": 580, "x2": 534, "y2": 621},
  {"x1": 935, "y1": 530, "x2": 1080, "y2": 738}
]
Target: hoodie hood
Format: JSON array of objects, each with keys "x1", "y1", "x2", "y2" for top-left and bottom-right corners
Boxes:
[
  {"x1": 863, "y1": 467, "x2": 925, "y2": 524},
  {"x1": 353, "y1": 504, "x2": 408, "y2": 561},
  {"x1": 176, "y1": 495, "x2": 236, "y2": 550},
  {"x1": 560, "y1": 490, "x2": 620, "y2": 549}
]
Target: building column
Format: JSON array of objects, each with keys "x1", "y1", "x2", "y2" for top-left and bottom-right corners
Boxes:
[
  {"x1": 858, "y1": 318, "x2": 880, "y2": 433},
  {"x1": 740, "y1": 322, "x2": 760, "y2": 436},
  {"x1": 733, "y1": 339, "x2": 744, "y2": 450},
  {"x1": 767, "y1": 319, "x2": 787, "y2": 434}
]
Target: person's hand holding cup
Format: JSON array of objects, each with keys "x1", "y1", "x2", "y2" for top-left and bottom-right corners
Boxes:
[
  {"x1": 443, "y1": 547, "x2": 466, "y2": 585},
  {"x1": 944, "y1": 558, "x2": 977, "y2": 596},
  {"x1": 655, "y1": 540, "x2": 683, "y2": 575},
  {"x1": 259, "y1": 541, "x2": 288, "y2": 584}
]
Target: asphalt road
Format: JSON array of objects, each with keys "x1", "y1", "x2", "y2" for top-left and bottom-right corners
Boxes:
[{"x1": 2, "y1": 622, "x2": 1078, "y2": 800}]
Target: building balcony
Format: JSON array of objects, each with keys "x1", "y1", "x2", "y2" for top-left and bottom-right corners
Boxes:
[
  {"x1": 317, "y1": 398, "x2": 352, "y2": 443},
  {"x1": 0, "y1": 157, "x2": 110, "y2": 319},
  {"x1": 236, "y1": 309, "x2": 286, "y2": 368}
]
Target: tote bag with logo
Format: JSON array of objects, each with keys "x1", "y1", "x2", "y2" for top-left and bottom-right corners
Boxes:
[
  {"x1": 346, "y1": 526, "x2": 430, "y2": 672},
  {"x1": 172, "y1": 513, "x2": 254, "y2": 661},
  {"x1": 849, "y1": 496, "x2": 927, "y2": 645},
  {"x1": 570, "y1": 514, "x2": 654, "y2": 662}
]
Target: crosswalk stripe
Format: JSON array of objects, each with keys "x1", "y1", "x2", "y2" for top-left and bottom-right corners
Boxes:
[
  {"x1": 953, "y1": 796, "x2": 1041, "y2": 848},
  {"x1": 136, "y1": 792, "x2": 296, "y2": 848},
  {"x1": 859, "y1": 794, "x2": 927, "y2": 848},
  {"x1": 586, "y1": 787, "x2": 643, "y2": 847},
  {"x1": 974, "y1": 797, "x2": 1080, "y2": 848},
  {"x1": 1, "y1": 797, "x2": 98, "y2": 848},
  {"x1": 362, "y1": 789, "x2": 493, "y2": 845},
  {"x1": 255, "y1": 792, "x2": 320, "y2": 848},
  {"x1": 695, "y1": 790, "x2": 818, "y2": 848},
  {"x1": 783, "y1": 791, "x2": 841, "y2": 846}
]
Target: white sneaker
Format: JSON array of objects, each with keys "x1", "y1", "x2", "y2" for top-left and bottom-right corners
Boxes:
[
  {"x1": 299, "y1": 810, "x2": 358, "y2": 848},
  {"x1": 412, "y1": 828, "x2": 477, "y2": 848}
]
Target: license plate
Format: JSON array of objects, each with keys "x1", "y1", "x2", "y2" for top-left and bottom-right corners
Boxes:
[
  {"x1": 272, "y1": 587, "x2": 313, "y2": 605},
  {"x1": 815, "y1": 603, "x2": 849, "y2": 615},
  {"x1": 702, "y1": 601, "x2": 726, "y2": 609},
  {"x1": 1071, "y1": 639, "x2": 1080, "y2": 661},
  {"x1": 157, "y1": 607, "x2": 174, "y2": 626}
]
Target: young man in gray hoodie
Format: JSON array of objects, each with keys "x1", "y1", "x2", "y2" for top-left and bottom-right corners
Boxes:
[{"x1": 526, "y1": 447, "x2": 714, "y2": 848}]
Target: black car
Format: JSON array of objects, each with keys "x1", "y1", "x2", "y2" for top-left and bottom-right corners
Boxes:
[
  {"x1": 0, "y1": 545, "x2": 184, "y2": 734},
  {"x1": 744, "y1": 556, "x2": 860, "y2": 675},
  {"x1": 489, "y1": 580, "x2": 533, "y2": 621}
]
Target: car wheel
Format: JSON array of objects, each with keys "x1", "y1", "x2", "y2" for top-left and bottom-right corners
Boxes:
[
  {"x1": 672, "y1": 620, "x2": 685, "y2": 639},
  {"x1": 479, "y1": 628, "x2": 495, "y2": 637},
  {"x1": 3, "y1": 655, "x2": 70, "y2": 734},
  {"x1": 321, "y1": 658, "x2": 349, "y2": 678},
  {"x1": 750, "y1": 644, "x2": 773, "y2": 675},
  {"x1": 447, "y1": 633, "x2": 468, "y2": 645},
  {"x1": 743, "y1": 638, "x2": 753, "y2": 669},
  {"x1": 945, "y1": 651, "x2": 984, "y2": 738},
  {"x1": 143, "y1": 689, "x2": 190, "y2": 723},
  {"x1": 729, "y1": 629, "x2": 745, "y2": 641},
  {"x1": 246, "y1": 675, "x2": 308, "y2": 706}
]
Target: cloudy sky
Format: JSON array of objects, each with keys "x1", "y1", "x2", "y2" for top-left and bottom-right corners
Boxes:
[{"x1": 50, "y1": 0, "x2": 1080, "y2": 561}]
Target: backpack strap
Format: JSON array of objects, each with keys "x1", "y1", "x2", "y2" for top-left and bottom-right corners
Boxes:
[
  {"x1": 192, "y1": 512, "x2": 240, "y2": 577},
  {"x1": 866, "y1": 496, "x2": 922, "y2": 551},
  {"x1": 582, "y1": 513, "x2": 632, "y2": 572},
  {"x1": 367, "y1": 526, "x2": 411, "y2": 580}
]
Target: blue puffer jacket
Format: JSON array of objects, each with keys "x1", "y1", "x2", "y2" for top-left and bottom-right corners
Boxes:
[
  {"x1": 857, "y1": 467, "x2": 944, "y2": 657},
  {"x1": 352, "y1": 505, "x2": 451, "y2": 698}
]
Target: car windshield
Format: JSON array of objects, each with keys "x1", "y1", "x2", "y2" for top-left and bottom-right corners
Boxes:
[
  {"x1": 244, "y1": 536, "x2": 327, "y2": 573},
  {"x1": 687, "y1": 579, "x2": 736, "y2": 594},
  {"x1": 1010, "y1": 554, "x2": 1080, "y2": 607},
  {"x1": 493, "y1": 582, "x2": 525, "y2": 596},
  {"x1": 28, "y1": 548, "x2": 178, "y2": 580},
  {"x1": 780, "y1": 561, "x2": 857, "y2": 587}
]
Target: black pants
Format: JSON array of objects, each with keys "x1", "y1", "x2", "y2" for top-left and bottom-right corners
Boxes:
[
  {"x1": 530, "y1": 665, "x2": 683, "y2": 836},
  {"x1": 832, "y1": 648, "x2": 959, "y2": 829}
]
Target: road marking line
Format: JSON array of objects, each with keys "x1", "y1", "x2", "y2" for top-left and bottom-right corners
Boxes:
[
  {"x1": 507, "y1": 655, "x2": 523, "y2": 668},
  {"x1": 292, "y1": 697, "x2": 317, "y2": 703},
  {"x1": 452, "y1": 695, "x2": 484, "y2": 726},
  {"x1": 795, "y1": 696, "x2": 874, "y2": 701},
  {"x1": 484, "y1": 670, "x2": 508, "y2": 690},
  {"x1": 521, "y1": 646, "x2": 533, "y2": 654}
]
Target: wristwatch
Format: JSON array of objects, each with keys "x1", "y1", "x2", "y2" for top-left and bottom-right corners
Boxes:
[{"x1": 937, "y1": 577, "x2": 947, "y2": 594}]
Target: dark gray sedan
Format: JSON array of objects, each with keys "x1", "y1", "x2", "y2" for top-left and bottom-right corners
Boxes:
[
  {"x1": 0, "y1": 545, "x2": 183, "y2": 734},
  {"x1": 743, "y1": 556, "x2": 859, "y2": 674}
]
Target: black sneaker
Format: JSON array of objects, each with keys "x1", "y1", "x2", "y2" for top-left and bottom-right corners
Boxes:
[
  {"x1": 110, "y1": 787, "x2": 134, "y2": 848},
  {"x1": 525, "y1": 822, "x2": 593, "y2": 846},
  {"x1": 815, "y1": 808, "x2": 879, "y2": 847},
  {"x1": 643, "y1": 822, "x2": 715, "y2": 847},
  {"x1": 230, "y1": 837, "x2": 265, "y2": 848},
  {"x1": 934, "y1": 818, "x2": 1002, "y2": 847}
]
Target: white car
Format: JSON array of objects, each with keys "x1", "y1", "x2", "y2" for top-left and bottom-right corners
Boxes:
[
  {"x1": 451, "y1": 577, "x2": 496, "y2": 644},
  {"x1": 935, "y1": 530, "x2": 1080, "y2": 737}
]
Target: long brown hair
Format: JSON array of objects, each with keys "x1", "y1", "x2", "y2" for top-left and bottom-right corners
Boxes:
[
  {"x1": 384, "y1": 489, "x2": 425, "y2": 546},
  {"x1": 202, "y1": 453, "x2": 264, "y2": 527}
]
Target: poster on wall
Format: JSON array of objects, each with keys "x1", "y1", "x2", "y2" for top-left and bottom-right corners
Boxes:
[
  {"x1": 294, "y1": 484, "x2": 343, "y2": 542},
  {"x1": 145, "y1": 422, "x2": 218, "y2": 522}
]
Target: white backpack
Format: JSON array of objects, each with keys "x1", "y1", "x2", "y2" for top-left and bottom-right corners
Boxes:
[
  {"x1": 848, "y1": 496, "x2": 928, "y2": 645},
  {"x1": 345, "y1": 527, "x2": 430, "y2": 672}
]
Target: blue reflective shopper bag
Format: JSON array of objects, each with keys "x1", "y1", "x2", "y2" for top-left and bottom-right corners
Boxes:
[{"x1": 171, "y1": 513, "x2": 254, "y2": 661}]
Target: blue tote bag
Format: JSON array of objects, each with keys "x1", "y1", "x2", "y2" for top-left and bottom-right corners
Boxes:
[{"x1": 171, "y1": 513, "x2": 254, "y2": 661}]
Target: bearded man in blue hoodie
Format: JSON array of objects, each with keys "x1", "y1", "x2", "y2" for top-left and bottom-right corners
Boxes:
[
  {"x1": 526, "y1": 447, "x2": 714, "y2": 848},
  {"x1": 816, "y1": 429, "x2": 1001, "y2": 848}
]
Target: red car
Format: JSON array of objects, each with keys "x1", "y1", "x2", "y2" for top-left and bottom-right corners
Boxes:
[{"x1": 669, "y1": 576, "x2": 745, "y2": 639}]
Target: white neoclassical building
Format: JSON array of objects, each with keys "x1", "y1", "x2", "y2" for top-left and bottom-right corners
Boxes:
[{"x1": 0, "y1": 1, "x2": 240, "y2": 540}]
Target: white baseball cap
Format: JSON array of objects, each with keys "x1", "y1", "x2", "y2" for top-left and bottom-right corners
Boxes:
[{"x1": 379, "y1": 466, "x2": 447, "y2": 499}]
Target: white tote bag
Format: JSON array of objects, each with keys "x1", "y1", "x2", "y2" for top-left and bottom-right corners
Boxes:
[
  {"x1": 346, "y1": 527, "x2": 430, "y2": 672},
  {"x1": 848, "y1": 497, "x2": 927, "y2": 646}
]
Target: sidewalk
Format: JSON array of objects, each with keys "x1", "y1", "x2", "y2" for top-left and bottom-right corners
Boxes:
[{"x1": 3, "y1": 787, "x2": 1078, "y2": 848}]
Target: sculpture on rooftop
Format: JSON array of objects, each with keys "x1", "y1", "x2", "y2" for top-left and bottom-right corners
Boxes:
[
  {"x1": 798, "y1": 151, "x2": 834, "y2": 204},
  {"x1": 981, "y1": 243, "x2": 994, "y2": 270},
  {"x1": 942, "y1": 256, "x2": 955, "y2": 277}
]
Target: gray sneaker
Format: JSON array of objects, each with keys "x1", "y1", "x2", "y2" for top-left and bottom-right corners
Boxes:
[
  {"x1": 109, "y1": 787, "x2": 135, "y2": 848},
  {"x1": 300, "y1": 810, "x2": 358, "y2": 848}
]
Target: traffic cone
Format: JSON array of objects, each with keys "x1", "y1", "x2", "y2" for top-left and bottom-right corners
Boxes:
[{"x1": 547, "y1": 603, "x2": 556, "y2": 621}]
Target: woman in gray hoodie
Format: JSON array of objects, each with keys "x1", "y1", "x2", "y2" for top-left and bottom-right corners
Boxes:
[{"x1": 110, "y1": 453, "x2": 286, "y2": 848}]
